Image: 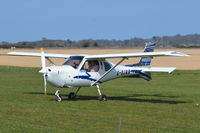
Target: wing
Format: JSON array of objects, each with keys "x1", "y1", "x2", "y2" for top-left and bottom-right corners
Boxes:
[
  {"x1": 8, "y1": 52, "x2": 73, "y2": 58},
  {"x1": 85, "y1": 51, "x2": 189, "y2": 59},
  {"x1": 8, "y1": 51, "x2": 189, "y2": 59}
]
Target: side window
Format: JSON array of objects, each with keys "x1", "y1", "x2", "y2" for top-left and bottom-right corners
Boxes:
[
  {"x1": 82, "y1": 60, "x2": 99, "y2": 72},
  {"x1": 104, "y1": 61, "x2": 111, "y2": 71}
]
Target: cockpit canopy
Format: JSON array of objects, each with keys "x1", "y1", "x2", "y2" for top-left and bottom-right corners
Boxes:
[
  {"x1": 63, "y1": 56, "x2": 84, "y2": 69},
  {"x1": 63, "y1": 56, "x2": 112, "y2": 72}
]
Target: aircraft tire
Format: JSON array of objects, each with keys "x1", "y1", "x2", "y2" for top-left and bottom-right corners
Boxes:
[
  {"x1": 68, "y1": 92, "x2": 76, "y2": 100},
  {"x1": 55, "y1": 95, "x2": 62, "y2": 102},
  {"x1": 98, "y1": 94, "x2": 107, "y2": 101}
]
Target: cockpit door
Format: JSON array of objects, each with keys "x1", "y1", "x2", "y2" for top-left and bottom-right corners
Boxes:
[{"x1": 77, "y1": 60, "x2": 103, "y2": 84}]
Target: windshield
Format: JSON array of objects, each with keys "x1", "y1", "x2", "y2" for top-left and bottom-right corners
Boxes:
[{"x1": 63, "y1": 56, "x2": 84, "y2": 69}]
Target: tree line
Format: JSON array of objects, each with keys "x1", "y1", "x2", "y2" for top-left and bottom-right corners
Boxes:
[{"x1": 1, "y1": 34, "x2": 200, "y2": 48}]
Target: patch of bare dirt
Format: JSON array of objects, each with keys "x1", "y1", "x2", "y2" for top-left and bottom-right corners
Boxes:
[{"x1": 0, "y1": 48, "x2": 199, "y2": 70}]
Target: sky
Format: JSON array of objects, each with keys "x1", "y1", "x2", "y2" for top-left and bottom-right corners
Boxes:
[{"x1": 0, "y1": 0, "x2": 200, "y2": 42}]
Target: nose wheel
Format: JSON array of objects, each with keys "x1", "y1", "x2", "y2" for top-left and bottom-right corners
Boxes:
[{"x1": 55, "y1": 90, "x2": 62, "y2": 102}]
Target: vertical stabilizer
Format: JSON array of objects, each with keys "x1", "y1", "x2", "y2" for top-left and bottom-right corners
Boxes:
[
  {"x1": 138, "y1": 42, "x2": 156, "y2": 66},
  {"x1": 125, "y1": 42, "x2": 156, "y2": 67}
]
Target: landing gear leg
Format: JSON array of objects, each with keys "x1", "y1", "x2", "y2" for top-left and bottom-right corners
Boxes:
[
  {"x1": 68, "y1": 87, "x2": 81, "y2": 100},
  {"x1": 96, "y1": 84, "x2": 107, "y2": 101},
  {"x1": 55, "y1": 90, "x2": 62, "y2": 102}
]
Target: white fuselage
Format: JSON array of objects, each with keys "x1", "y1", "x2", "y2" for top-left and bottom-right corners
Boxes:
[{"x1": 44, "y1": 63, "x2": 145, "y2": 88}]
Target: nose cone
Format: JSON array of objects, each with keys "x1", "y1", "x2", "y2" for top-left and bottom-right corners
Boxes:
[
  {"x1": 39, "y1": 68, "x2": 47, "y2": 74},
  {"x1": 45, "y1": 65, "x2": 75, "y2": 87}
]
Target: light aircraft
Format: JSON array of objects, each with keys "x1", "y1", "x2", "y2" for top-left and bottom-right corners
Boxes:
[{"x1": 7, "y1": 43, "x2": 189, "y2": 101}]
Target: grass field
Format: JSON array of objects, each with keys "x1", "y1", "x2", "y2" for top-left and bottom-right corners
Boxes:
[{"x1": 0, "y1": 66, "x2": 200, "y2": 133}]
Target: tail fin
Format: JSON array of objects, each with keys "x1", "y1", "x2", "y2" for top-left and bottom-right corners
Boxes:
[
  {"x1": 138, "y1": 42, "x2": 156, "y2": 66},
  {"x1": 127, "y1": 42, "x2": 156, "y2": 67},
  {"x1": 126, "y1": 42, "x2": 156, "y2": 81}
]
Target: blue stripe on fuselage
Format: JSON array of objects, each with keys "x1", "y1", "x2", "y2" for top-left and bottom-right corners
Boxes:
[
  {"x1": 74, "y1": 72, "x2": 97, "y2": 81},
  {"x1": 130, "y1": 70, "x2": 142, "y2": 73}
]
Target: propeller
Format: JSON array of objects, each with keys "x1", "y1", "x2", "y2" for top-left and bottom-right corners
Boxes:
[{"x1": 39, "y1": 48, "x2": 47, "y2": 96}]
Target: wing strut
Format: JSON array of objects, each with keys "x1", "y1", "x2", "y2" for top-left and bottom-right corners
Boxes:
[
  {"x1": 92, "y1": 57, "x2": 127, "y2": 86},
  {"x1": 46, "y1": 57, "x2": 56, "y2": 66}
]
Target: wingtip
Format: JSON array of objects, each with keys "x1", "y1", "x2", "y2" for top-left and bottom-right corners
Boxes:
[
  {"x1": 185, "y1": 54, "x2": 190, "y2": 57},
  {"x1": 170, "y1": 51, "x2": 190, "y2": 57}
]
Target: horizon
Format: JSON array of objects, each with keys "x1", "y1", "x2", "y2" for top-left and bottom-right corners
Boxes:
[{"x1": 1, "y1": 33, "x2": 199, "y2": 43}]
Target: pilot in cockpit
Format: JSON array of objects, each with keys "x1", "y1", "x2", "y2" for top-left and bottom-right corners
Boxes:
[{"x1": 88, "y1": 60, "x2": 99, "y2": 72}]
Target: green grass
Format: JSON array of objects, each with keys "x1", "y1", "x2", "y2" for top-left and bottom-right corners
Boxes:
[{"x1": 0, "y1": 66, "x2": 200, "y2": 133}]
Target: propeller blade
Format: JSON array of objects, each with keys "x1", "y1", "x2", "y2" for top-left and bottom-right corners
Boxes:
[
  {"x1": 40, "y1": 48, "x2": 46, "y2": 69},
  {"x1": 40, "y1": 48, "x2": 47, "y2": 96},
  {"x1": 43, "y1": 74, "x2": 47, "y2": 96}
]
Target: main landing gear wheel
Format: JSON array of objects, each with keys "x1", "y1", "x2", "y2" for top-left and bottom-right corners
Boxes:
[
  {"x1": 68, "y1": 92, "x2": 76, "y2": 100},
  {"x1": 68, "y1": 87, "x2": 81, "y2": 100},
  {"x1": 96, "y1": 84, "x2": 107, "y2": 101},
  {"x1": 98, "y1": 94, "x2": 107, "y2": 101}
]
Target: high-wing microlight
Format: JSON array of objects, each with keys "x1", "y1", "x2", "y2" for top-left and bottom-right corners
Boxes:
[{"x1": 8, "y1": 43, "x2": 189, "y2": 101}]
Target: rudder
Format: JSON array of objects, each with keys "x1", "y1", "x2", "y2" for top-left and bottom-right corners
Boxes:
[{"x1": 138, "y1": 42, "x2": 156, "y2": 66}]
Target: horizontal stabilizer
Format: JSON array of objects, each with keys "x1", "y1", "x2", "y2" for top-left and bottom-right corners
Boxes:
[{"x1": 143, "y1": 67, "x2": 176, "y2": 73}]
